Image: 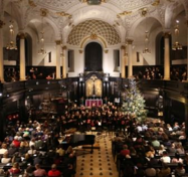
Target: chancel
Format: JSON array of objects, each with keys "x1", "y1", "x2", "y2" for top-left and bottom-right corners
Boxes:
[{"x1": 0, "y1": 0, "x2": 188, "y2": 177}]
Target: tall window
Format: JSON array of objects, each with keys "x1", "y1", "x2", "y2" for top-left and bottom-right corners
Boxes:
[
  {"x1": 114, "y1": 50, "x2": 120, "y2": 72},
  {"x1": 68, "y1": 50, "x2": 74, "y2": 72}
]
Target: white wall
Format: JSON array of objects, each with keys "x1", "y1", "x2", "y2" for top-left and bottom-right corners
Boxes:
[
  {"x1": 67, "y1": 43, "x2": 120, "y2": 77},
  {"x1": 30, "y1": 21, "x2": 57, "y2": 67}
]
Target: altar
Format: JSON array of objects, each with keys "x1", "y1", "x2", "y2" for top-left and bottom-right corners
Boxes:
[{"x1": 85, "y1": 99, "x2": 103, "y2": 107}]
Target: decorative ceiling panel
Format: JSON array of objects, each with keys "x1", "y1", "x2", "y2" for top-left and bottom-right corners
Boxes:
[
  {"x1": 108, "y1": 0, "x2": 152, "y2": 10},
  {"x1": 33, "y1": 0, "x2": 154, "y2": 11},
  {"x1": 67, "y1": 20, "x2": 120, "y2": 46},
  {"x1": 33, "y1": 0, "x2": 79, "y2": 11}
]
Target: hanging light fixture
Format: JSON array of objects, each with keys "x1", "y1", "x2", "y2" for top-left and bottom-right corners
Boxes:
[
  {"x1": 6, "y1": 1, "x2": 17, "y2": 50},
  {"x1": 143, "y1": 30, "x2": 150, "y2": 53},
  {"x1": 172, "y1": 20, "x2": 182, "y2": 51},
  {"x1": 143, "y1": 17, "x2": 150, "y2": 53},
  {"x1": 143, "y1": 29, "x2": 150, "y2": 54},
  {"x1": 38, "y1": 15, "x2": 46, "y2": 54}
]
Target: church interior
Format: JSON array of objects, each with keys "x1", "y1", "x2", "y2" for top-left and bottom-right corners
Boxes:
[{"x1": 0, "y1": 0, "x2": 188, "y2": 177}]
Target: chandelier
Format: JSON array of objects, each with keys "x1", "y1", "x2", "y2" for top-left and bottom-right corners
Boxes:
[
  {"x1": 38, "y1": 15, "x2": 46, "y2": 54},
  {"x1": 143, "y1": 31, "x2": 150, "y2": 53},
  {"x1": 6, "y1": 1, "x2": 17, "y2": 50},
  {"x1": 172, "y1": 41, "x2": 182, "y2": 50},
  {"x1": 172, "y1": 20, "x2": 182, "y2": 51}
]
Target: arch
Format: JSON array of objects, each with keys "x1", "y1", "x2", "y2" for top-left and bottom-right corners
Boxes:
[
  {"x1": 44, "y1": 16, "x2": 60, "y2": 40},
  {"x1": 67, "y1": 19, "x2": 120, "y2": 46},
  {"x1": 128, "y1": 16, "x2": 163, "y2": 38},
  {"x1": 84, "y1": 42, "x2": 103, "y2": 72},
  {"x1": 80, "y1": 35, "x2": 108, "y2": 49},
  {"x1": 26, "y1": 18, "x2": 56, "y2": 43},
  {"x1": 165, "y1": 3, "x2": 185, "y2": 29},
  {"x1": 4, "y1": 1, "x2": 21, "y2": 29},
  {"x1": 26, "y1": 15, "x2": 60, "y2": 40}
]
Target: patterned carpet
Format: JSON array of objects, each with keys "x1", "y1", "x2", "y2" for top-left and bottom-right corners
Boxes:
[{"x1": 75, "y1": 131, "x2": 119, "y2": 177}]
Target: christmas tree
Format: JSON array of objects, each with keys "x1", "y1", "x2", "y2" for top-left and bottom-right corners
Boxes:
[{"x1": 121, "y1": 79, "x2": 148, "y2": 122}]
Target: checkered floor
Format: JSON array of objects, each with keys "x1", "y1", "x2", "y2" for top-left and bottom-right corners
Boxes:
[{"x1": 75, "y1": 131, "x2": 118, "y2": 177}]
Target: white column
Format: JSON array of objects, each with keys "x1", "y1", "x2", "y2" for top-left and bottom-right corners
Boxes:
[
  {"x1": 20, "y1": 33, "x2": 26, "y2": 81},
  {"x1": 127, "y1": 39, "x2": 133, "y2": 78},
  {"x1": 164, "y1": 32, "x2": 170, "y2": 80},
  {"x1": 121, "y1": 45, "x2": 126, "y2": 78},
  {"x1": 55, "y1": 40, "x2": 61, "y2": 79},
  {"x1": 62, "y1": 46, "x2": 67, "y2": 78},
  {"x1": 0, "y1": 20, "x2": 4, "y2": 82}
]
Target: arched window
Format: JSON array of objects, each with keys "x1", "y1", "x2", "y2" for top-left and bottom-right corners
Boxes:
[{"x1": 85, "y1": 42, "x2": 102, "y2": 72}]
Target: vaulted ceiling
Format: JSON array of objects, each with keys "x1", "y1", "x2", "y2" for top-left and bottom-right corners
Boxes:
[{"x1": 1, "y1": 0, "x2": 188, "y2": 44}]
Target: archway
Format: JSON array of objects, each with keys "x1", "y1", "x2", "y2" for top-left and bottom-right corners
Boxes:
[{"x1": 85, "y1": 42, "x2": 102, "y2": 72}]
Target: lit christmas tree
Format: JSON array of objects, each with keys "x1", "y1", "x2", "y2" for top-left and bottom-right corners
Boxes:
[{"x1": 121, "y1": 79, "x2": 148, "y2": 122}]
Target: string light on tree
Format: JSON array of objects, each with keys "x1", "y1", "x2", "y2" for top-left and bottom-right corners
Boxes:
[{"x1": 121, "y1": 79, "x2": 148, "y2": 122}]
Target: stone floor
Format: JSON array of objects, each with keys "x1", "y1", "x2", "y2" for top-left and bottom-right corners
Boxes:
[{"x1": 75, "y1": 131, "x2": 119, "y2": 177}]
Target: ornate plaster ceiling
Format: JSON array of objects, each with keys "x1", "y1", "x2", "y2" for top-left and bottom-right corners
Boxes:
[
  {"x1": 108, "y1": 0, "x2": 152, "y2": 11},
  {"x1": 3, "y1": 0, "x2": 186, "y2": 43},
  {"x1": 33, "y1": 0, "x2": 157, "y2": 12},
  {"x1": 34, "y1": 0, "x2": 79, "y2": 11},
  {"x1": 67, "y1": 20, "x2": 120, "y2": 45}
]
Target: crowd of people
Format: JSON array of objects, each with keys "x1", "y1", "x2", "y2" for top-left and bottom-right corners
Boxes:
[
  {"x1": 0, "y1": 101, "x2": 187, "y2": 176},
  {"x1": 60, "y1": 103, "x2": 131, "y2": 132},
  {"x1": 112, "y1": 118, "x2": 187, "y2": 177},
  {"x1": 0, "y1": 116, "x2": 77, "y2": 176},
  {"x1": 26, "y1": 67, "x2": 56, "y2": 81},
  {"x1": 3, "y1": 67, "x2": 56, "y2": 82},
  {"x1": 170, "y1": 66, "x2": 187, "y2": 82},
  {"x1": 134, "y1": 66, "x2": 187, "y2": 82},
  {"x1": 4, "y1": 67, "x2": 20, "y2": 82},
  {"x1": 134, "y1": 67, "x2": 163, "y2": 80},
  {"x1": 2, "y1": 65, "x2": 187, "y2": 82}
]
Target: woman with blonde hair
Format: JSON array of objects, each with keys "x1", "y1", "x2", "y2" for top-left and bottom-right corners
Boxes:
[
  {"x1": 1, "y1": 153, "x2": 11, "y2": 163},
  {"x1": 176, "y1": 142, "x2": 185, "y2": 154},
  {"x1": 0, "y1": 143, "x2": 8, "y2": 155}
]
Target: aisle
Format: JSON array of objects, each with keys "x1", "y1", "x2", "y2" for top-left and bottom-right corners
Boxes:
[{"x1": 75, "y1": 132, "x2": 119, "y2": 177}]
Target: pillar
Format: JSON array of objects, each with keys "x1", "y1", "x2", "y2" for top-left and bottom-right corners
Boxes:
[
  {"x1": 0, "y1": 20, "x2": 4, "y2": 82},
  {"x1": 55, "y1": 40, "x2": 62, "y2": 79},
  {"x1": 62, "y1": 46, "x2": 67, "y2": 78},
  {"x1": 185, "y1": 97, "x2": 188, "y2": 136},
  {"x1": 19, "y1": 33, "x2": 26, "y2": 81},
  {"x1": 121, "y1": 45, "x2": 126, "y2": 78},
  {"x1": 187, "y1": 21, "x2": 188, "y2": 81},
  {"x1": 127, "y1": 39, "x2": 133, "y2": 78},
  {"x1": 164, "y1": 32, "x2": 170, "y2": 80}
]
